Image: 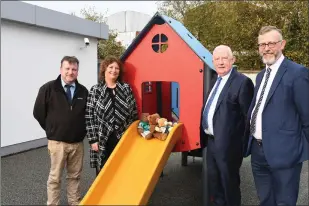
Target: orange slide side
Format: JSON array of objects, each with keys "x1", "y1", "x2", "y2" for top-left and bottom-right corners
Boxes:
[{"x1": 79, "y1": 120, "x2": 183, "y2": 205}]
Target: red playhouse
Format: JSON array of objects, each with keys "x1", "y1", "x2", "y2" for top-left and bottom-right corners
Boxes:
[{"x1": 120, "y1": 12, "x2": 216, "y2": 164}]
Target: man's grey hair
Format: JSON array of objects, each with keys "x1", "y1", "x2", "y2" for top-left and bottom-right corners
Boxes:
[
  {"x1": 213, "y1": 45, "x2": 234, "y2": 58},
  {"x1": 259, "y1": 26, "x2": 283, "y2": 40}
]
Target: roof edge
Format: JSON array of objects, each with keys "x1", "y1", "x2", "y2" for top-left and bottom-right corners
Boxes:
[{"x1": 1, "y1": 1, "x2": 109, "y2": 39}]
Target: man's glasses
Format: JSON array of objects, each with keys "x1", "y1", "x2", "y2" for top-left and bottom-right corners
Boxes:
[{"x1": 258, "y1": 40, "x2": 282, "y2": 49}]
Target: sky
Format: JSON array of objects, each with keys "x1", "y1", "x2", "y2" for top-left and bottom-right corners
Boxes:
[{"x1": 23, "y1": 1, "x2": 159, "y2": 17}]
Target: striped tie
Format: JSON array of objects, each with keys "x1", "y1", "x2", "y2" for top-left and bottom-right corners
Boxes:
[{"x1": 250, "y1": 67, "x2": 272, "y2": 135}]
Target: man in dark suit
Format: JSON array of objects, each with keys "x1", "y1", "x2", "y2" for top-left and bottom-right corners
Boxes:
[
  {"x1": 200, "y1": 45, "x2": 254, "y2": 206},
  {"x1": 243, "y1": 26, "x2": 309, "y2": 206}
]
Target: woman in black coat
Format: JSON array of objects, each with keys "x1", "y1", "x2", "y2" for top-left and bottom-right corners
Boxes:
[{"x1": 85, "y1": 56, "x2": 138, "y2": 175}]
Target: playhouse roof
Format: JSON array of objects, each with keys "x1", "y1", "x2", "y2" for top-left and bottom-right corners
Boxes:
[{"x1": 120, "y1": 12, "x2": 215, "y2": 71}]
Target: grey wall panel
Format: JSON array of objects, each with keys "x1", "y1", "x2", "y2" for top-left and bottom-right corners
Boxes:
[
  {"x1": 100, "y1": 23, "x2": 109, "y2": 39},
  {"x1": 35, "y1": 6, "x2": 101, "y2": 38},
  {"x1": 1, "y1": 1, "x2": 109, "y2": 39},
  {"x1": 1, "y1": 1, "x2": 35, "y2": 25},
  {"x1": 0, "y1": 138, "x2": 47, "y2": 157}
]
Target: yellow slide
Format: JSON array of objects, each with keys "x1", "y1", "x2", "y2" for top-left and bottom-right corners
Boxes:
[{"x1": 79, "y1": 120, "x2": 183, "y2": 205}]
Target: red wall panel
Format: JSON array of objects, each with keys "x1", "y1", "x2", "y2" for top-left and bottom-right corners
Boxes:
[
  {"x1": 161, "y1": 82, "x2": 172, "y2": 121},
  {"x1": 141, "y1": 82, "x2": 157, "y2": 114},
  {"x1": 123, "y1": 23, "x2": 204, "y2": 152}
]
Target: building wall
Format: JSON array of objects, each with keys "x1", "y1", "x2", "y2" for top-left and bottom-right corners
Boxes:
[
  {"x1": 106, "y1": 11, "x2": 151, "y2": 48},
  {"x1": 116, "y1": 31, "x2": 139, "y2": 48},
  {"x1": 107, "y1": 11, "x2": 151, "y2": 33},
  {"x1": 1, "y1": 20, "x2": 98, "y2": 149}
]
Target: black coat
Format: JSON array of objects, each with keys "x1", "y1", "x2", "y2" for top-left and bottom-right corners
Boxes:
[{"x1": 33, "y1": 75, "x2": 89, "y2": 143}]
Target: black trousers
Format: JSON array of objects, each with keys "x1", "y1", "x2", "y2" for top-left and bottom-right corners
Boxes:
[
  {"x1": 95, "y1": 132, "x2": 119, "y2": 176},
  {"x1": 206, "y1": 137, "x2": 242, "y2": 206}
]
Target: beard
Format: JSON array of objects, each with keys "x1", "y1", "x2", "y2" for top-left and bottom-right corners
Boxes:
[{"x1": 261, "y1": 53, "x2": 279, "y2": 65}]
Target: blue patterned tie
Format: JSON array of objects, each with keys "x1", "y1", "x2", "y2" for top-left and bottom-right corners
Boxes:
[
  {"x1": 65, "y1": 84, "x2": 72, "y2": 103},
  {"x1": 202, "y1": 76, "x2": 222, "y2": 131}
]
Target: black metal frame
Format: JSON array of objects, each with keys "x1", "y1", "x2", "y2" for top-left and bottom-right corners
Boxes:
[{"x1": 180, "y1": 63, "x2": 215, "y2": 206}]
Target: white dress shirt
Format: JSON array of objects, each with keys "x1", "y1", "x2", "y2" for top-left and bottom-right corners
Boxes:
[
  {"x1": 204, "y1": 68, "x2": 233, "y2": 135},
  {"x1": 251, "y1": 54, "x2": 285, "y2": 140}
]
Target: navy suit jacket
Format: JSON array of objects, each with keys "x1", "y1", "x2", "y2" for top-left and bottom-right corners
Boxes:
[
  {"x1": 200, "y1": 68, "x2": 254, "y2": 161},
  {"x1": 244, "y1": 58, "x2": 309, "y2": 169}
]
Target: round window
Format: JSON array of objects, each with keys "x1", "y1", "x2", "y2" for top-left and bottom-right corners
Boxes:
[{"x1": 151, "y1": 34, "x2": 168, "y2": 53}]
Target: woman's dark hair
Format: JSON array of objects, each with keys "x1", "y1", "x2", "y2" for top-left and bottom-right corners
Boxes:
[{"x1": 98, "y1": 56, "x2": 124, "y2": 82}]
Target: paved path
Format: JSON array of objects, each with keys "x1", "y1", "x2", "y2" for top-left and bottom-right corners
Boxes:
[{"x1": 1, "y1": 141, "x2": 308, "y2": 205}]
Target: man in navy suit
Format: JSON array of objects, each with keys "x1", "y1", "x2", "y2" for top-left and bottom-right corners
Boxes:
[
  {"x1": 244, "y1": 26, "x2": 309, "y2": 206},
  {"x1": 200, "y1": 45, "x2": 254, "y2": 206}
]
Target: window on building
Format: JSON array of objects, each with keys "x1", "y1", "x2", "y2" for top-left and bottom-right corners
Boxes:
[{"x1": 152, "y1": 33, "x2": 168, "y2": 53}]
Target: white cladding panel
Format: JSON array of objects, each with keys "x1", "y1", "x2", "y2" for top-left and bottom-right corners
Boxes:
[{"x1": 1, "y1": 20, "x2": 98, "y2": 147}]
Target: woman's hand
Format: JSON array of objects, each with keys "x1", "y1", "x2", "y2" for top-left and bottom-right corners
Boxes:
[{"x1": 91, "y1": 143, "x2": 99, "y2": 151}]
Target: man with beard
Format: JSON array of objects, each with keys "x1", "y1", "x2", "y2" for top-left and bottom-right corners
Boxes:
[
  {"x1": 244, "y1": 26, "x2": 309, "y2": 206},
  {"x1": 33, "y1": 56, "x2": 88, "y2": 205}
]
